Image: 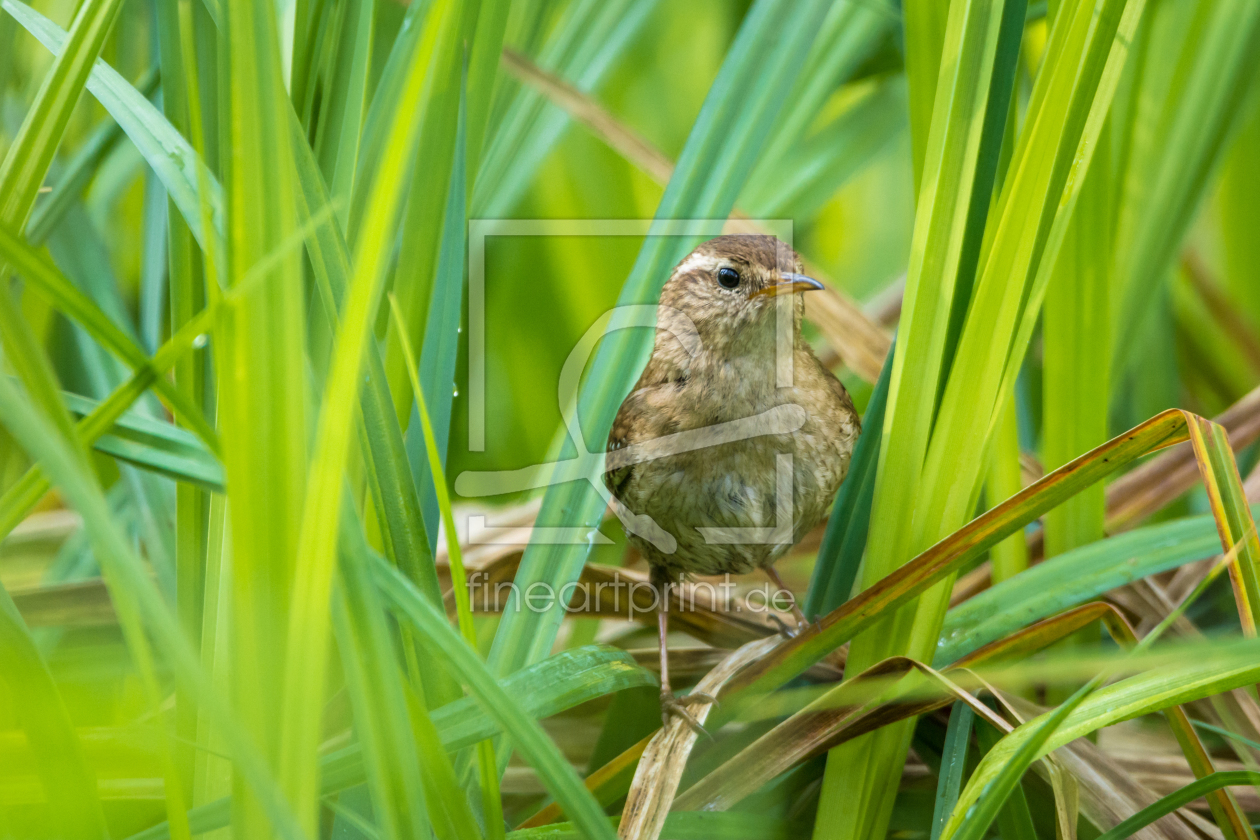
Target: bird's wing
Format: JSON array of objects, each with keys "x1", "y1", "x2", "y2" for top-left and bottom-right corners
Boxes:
[
  {"x1": 813, "y1": 354, "x2": 860, "y2": 432},
  {"x1": 604, "y1": 353, "x2": 683, "y2": 498}
]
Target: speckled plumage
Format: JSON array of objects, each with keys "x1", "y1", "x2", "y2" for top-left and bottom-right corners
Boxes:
[{"x1": 605, "y1": 235, "x2": 860, "y2": 582}]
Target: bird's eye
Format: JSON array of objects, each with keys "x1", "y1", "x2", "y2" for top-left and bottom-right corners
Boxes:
[{"x1": 717, "y1": 267, "x2": 741, "y2": 289}]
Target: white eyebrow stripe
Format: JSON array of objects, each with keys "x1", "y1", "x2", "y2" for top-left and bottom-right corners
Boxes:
[{"x1": 675, "y1": 252, "x2": 722, "y2": 275}]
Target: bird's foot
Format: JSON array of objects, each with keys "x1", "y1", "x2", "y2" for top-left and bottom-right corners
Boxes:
[
  {"x1": 660, "y1": 689, "x2": 718, "y2": 737},
  {"x1": 768, "y1": 612, "x2": 810, "y2": 639}
]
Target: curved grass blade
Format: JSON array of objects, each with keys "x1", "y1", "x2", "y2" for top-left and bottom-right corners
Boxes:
[
  {"x1": 0, "y1": 362, "x2": 306, "y2": 840},
  {"x1": 936, "y1": 510, "x2": 1251, "y2": 664},
  {"x1": 720, "y1": 408, "x2": 1192, "y2": 718},
  {"x1": 0, "y1": 0, "x2": 127, "y2": 470},
  {"x1": 389, "y1": 287, "x2": 503, "y2": 836},
  {"x1": 288, "y1": 100, "x2": 459, "y2": 707},
  {"x1": 1, "y1": 0, "x2": 224, "y2": 255},
  {"x1": 58, "y1": 389, "x2": 223, "y2": 490}
]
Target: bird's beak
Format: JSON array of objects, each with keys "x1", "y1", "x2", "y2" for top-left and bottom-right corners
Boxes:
[{"x1": 752, "y1": 273, "x2": 825, "y2": 298}]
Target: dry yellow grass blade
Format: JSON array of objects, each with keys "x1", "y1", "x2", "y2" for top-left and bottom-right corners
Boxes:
[
  {"x1": 500, "y1": 46, "x2": 892, "y2": 383},
  {"x1": 616, "y1": 635, "x2": 780, "y2": 840}
]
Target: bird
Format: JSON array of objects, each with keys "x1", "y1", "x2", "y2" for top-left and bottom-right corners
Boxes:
[{"x1": 604, "y1": 234, "x2": 860, "y2": 727}]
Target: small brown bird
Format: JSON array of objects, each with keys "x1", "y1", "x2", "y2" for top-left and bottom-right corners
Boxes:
[{"x1": 604, "y1": 234, "x2": 860, "y2": 726}]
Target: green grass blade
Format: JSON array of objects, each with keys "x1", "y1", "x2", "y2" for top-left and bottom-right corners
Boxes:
[
  {"x1": 123, "y1": 645, "x2": 654, "y2": 840},
  {"x1": 803, "y1": 337, "x2": 894, "y2": 619},
  {"x1": 1, "y1": 0, "x2": 225, "y2": 255},
  {"x1": 1094, "y1": 771, "x2": 1260, "y2": 840},
  {"x1": 58, "y1": 389, "x2": 224, "y2": 490},
  {"x1": 408, "y1": 72, "x2": 469, "y2": 551},
  {"x1": 372, "y1": 556, "x2": 618, "y2": 840},
  {"x1": 929, "y1": 702, "x2": 973, "y2": 840},
  {"x1": 817, "y1": 0, "x2": 1028, "y2": 831},
  {"x1": 390, "y1": 289, "x2": 502, "y2": 836},
  {"x1": 278, "y1": 0, "x2": 455, "y2": 825},
  {"x1": 336, "y1": 511, "x2": 470, "y2": 840},
  {"x1": 0, "y1": 224, "x2": 218, "y2": 451},
  {"x1": 219, "y1": 0, "x2": 310, "y2": 833},
  {"x1": 0, "y1": 363, "x2": 306, "y2": 840},
  {"x1": 1111, "y1": 0, "x2": 1260, "y2": 381},
  {"x1": 936, "y1": 509, "x2": 1255, "y2": 664},
  {"x1": 287, "y1": 100, "x2": 459, "y2": 707},
  {"x1": 472, "y1": 0, "x2": 659, "y2": 217}
]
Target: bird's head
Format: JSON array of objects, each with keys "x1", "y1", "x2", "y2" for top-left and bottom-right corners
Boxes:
[{"x1": 657, "y1": 235, "x2": 823, "y2": 352}]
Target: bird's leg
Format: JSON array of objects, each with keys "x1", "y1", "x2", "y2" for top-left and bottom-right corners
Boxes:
[
  {"x1": 652, "y1": 568, "x2": 714, "y2": 736},
  {"x1": 763, "y1": 564, "x2": 808, "y2": 636}
]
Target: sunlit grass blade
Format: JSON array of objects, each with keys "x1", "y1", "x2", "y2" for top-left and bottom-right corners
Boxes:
[
  {"x1": 287, "y1": 99, "x2": 460, "y2": 707},
  {"x1": 0, "y1": 361, "x2": 305, "y2": 840},
  {"x1": 219, "y1": 0, "x2": 310, "y2": 834},
  {"x1": 936, "y1": 509, "x2": 1253, "y2": 664},
  {"x1": 831, "y1": 0, "x2": 1146, "y2": 828},
  {"x1": 59, "y1": 389, "x2": 223, "y2": 490},
  {"x1": 0, "y1": 0, "x2": 126, "y2": 461},
  {"x1": 720, "y1": 408, "x2": 1191, "y2": 716},
  {"x1": 377, "y1": 0, "x2": 476, "y2": 426},
  {"x1": 0, "y1": 288, "x2": 220, "y2": 539}
]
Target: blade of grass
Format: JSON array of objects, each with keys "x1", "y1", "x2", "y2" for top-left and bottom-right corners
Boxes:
[
  {"x1": 287, "y1": 98, "x2": 460, "y2": 708},
  {"x1": 277, "y1": 0, "x2": 455, "y2": 825},
  {"x1": 1, "y1": 0, "x2": 224, "y2": 256},
  {"x1": 372, "y1": 556, "x2": 618, "y2": 840},
  {"x1": 804, "y1": 338, "x2": 894, "y2": 619},
  {"x1": 389, "y1": 288, "x2": 503, "y2": 836},
  {"x1": 1094, "y1": 771, "x2": 1260, "y2": 840},
  {"x1": 336, "y1": 509, "x2": 474, "y2": 840},
  {"x1": 1111, "y1": 0, "x2": 1260, "y2": 382},
  {"x1": 408, "y1": 70, "x2": 470, "y2": 553},
  {"x1": 124, "y1": 644, "x2": 654, "y2": 840},
  {"x1": 0, "y1": 224, "x2": 218, "y2": 451},
  {"x1": 828, "y1": 0, "x2": 1146, "y2": 829},
  {"x1": 220, "y1": 0, "x2": 310, "y2": 833},
  {"x1": 930, "y1": 703, "x2": 974, "y2": 840},
  {"x1": 0, "y1": 359, "x2": 306, "y2": 840}
]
